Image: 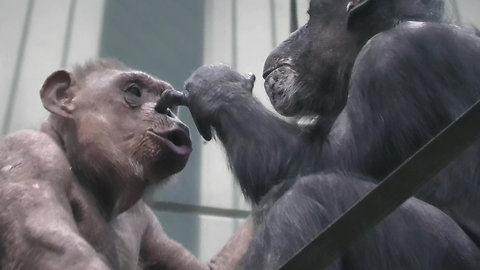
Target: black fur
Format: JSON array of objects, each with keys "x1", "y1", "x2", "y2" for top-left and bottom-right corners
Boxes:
[
  {"x1": 243, "y1": 174, "x2": 480, "y2": 270},
  {"x1": 321, "y1": 23, "x2": 480, "y2": 245},
  {"x1": 173, "y1": 0, "x2": 480, "y2": 268}
]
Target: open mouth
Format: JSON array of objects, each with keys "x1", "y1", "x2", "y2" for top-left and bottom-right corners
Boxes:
[{"x1": 147, "y1": 128, "x2": 192, "y2": 156}]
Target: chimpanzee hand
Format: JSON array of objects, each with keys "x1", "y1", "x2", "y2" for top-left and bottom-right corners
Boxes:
[
  {"x1": 184, "y1": 64, "x2": 256, "y2": 140},
  {"x1": 156, "y1": 64, "x2": 256, "y2": 140}
]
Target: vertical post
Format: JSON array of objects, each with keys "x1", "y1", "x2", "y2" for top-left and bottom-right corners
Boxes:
[
  {"x1": 269, "y1": 0, "x2": 277, "y2": 48},
  {"x1": 449, "y1": 0, "x2": 462, "y2": 25},
  {"x1": 60, "y1": 0, "x2": 77, "y2": 68},
  {"x1": 231, "y1": 0, "x2": 238, "y2": 69},
  {"x1": 1, "y1": 0, "x2": 34, "y2": 136},
  {"x1": 290, "y1": 0, "x2": 298, "y2": 32}
]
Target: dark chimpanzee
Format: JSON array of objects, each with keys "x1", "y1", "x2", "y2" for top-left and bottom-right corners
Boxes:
[
  {"x1": 0, "y1": 59, "x2": 214, "y2": 270},
  {"x1": 157, "y1": 0, "x2": 480, "y2": 269}
]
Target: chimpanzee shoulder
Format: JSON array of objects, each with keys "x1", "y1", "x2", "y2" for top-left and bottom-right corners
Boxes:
[
  {"x1": 0, "y1": 130, "x2": 72, "y2": 188},
  {"x1": 350, "y1": 21, "x2": 480, "y2": 124},
  {"x1": 356, "y1": 22, "x2": 478, "y2": 74}
]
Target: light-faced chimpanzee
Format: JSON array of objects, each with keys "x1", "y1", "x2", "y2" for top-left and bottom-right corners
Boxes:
[
  {"x1": 157, "y1": 0, "x2": 480, "y2": 269},
  {"x1": 0, "y1": 59, "x2": 213, "y2": 270}
]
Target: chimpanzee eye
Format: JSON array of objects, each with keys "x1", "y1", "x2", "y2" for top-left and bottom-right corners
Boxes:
[
  {"x1": 124, "y1": 84, "x2": 143, "y2": 108},
  {"x1": 126, "y1": 84, "x2": 142, "y2": 97}
]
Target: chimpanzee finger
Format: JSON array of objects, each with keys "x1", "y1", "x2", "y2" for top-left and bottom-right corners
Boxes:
[
  {"x1": 155, "y1": 89, "x2": 189, "y2": 114},
  {"x1": 192, "y1": 117, "x2": 213, "y2": 141},
  {"x1": 244, "y1": 72, "x2": 256, "y2": 93}
]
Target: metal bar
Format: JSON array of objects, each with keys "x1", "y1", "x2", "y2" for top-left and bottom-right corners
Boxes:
[
  {"x1": 149, "y1": 201, "x2": 250, "y2": 219},
  {"x1": 449, "y1": 0, "x2": 462, "y2": 25},
  {"x1": 279, "y1": 97, "x2": 480, "y2": 270},
  {"x1": 269, "y1": 0, "x2": 277, "y2": 48},
  {"x1": 60, "y1": 0, "x2": 77, "y2": 68},
  {"x1": 290, "y1": 0, "x2": 298, "y2": 32},
  {"x1": 1, "y1": 0, "x2": 34, "y2": 136},
  {"x1": 231, "y1": 0, "x2": 238, "y2": 69}
]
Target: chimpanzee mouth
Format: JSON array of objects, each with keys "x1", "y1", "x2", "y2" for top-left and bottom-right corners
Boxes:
[
  {"x1": 147, "y1": 128, "x2": 192, "y2": 157},
  {"x1": 263, "y1": 62, "x2": 294, "y2": 79},
  {"x1": 263, "y1": 65, "x2": 299, "y2": 116}
]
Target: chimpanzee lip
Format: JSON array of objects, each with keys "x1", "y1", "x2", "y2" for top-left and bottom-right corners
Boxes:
[
  {"x1": 147, "y1": 128, "x2": 192, "y2": 156},
  {"x1": 264, "y1": 65, "x2": 299, "y2": 116},
  {"x1": 263, "y1": 61, "x2": 294, "y2": 79}
]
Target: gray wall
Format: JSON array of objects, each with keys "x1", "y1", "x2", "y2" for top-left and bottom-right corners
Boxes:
[
  {"x1": 99, "y1": 0, "x2": 206, "y2": 256},
  {"x1": 0, "y1": 0, "x2": 478, "y2": 262}
]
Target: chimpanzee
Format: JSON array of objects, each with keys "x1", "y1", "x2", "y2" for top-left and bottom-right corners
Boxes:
[
  {"x1": 0, "y1": 59, "x2": 213, "y2": 270},
  {"x1": 157, "y1": 0, "x2": 480, "y2": 269},
  {"x1": 181, "y1": 66, "x2": 480, "y2": 270}
]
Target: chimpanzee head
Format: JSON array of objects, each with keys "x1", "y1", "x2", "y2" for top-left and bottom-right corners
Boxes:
[
  {"x1": 40, "y1": 59, "x2": 191, "y2": 213},
  {"x1": 263, "y1": 0, "x2": 444, "y2": 118}
]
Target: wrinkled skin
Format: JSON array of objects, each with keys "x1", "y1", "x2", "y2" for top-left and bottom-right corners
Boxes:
[
  {"x1": 0, "y1": 60, "x2": 210, "y2": 270},
  {"x1": 159, "y1": 0, "x2": 480, "y2": 269}
]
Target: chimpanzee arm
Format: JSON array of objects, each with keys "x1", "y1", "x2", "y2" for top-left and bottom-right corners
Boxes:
[
  {"x1": 139, "y1": 205, "x2": 209, "y2": 270},
  {"x1": 176, "y1": 65, "x2": 307, "y2": 202},
  {"x1": 140, "y1": 202, "x2": 256, "y2": 270},
  {"x1": 0, "y1": 178, "x2": 111, "y2": 270},
  {"x1": 207, "y1": 218, "x2": 254, "y2": 270},
  {"x1": 139, "y1": 204, "x2": 255, "y2": 270},
  {"x1": 210, "y1": 95, "x2": 304, "y2": 202}
]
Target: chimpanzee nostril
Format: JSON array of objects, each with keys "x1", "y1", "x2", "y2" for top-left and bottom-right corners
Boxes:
[{"x1": 164, "y1": 108, "x2": 174, "y2": 117}]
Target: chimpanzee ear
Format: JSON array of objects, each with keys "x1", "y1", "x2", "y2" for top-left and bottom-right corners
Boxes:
[
  {"x1": 40, "y1": 70, "x2": 76, "y2": 118},
  {"x1": 346, "y1": 0, "x2": 372, "y2": 27}
]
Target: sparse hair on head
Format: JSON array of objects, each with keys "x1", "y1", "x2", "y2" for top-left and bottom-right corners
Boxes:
[{"x1": 71, "y1": 58, "x2": 130, "y2": 82}]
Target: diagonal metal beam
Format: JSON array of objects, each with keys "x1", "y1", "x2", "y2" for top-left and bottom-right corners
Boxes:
[{"x1": 279, "y1": 97, "x2": 480, "y2": 270}]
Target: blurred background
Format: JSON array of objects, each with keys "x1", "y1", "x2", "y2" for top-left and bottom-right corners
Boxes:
[{"x1": 0, "y1": 0, "x2": 478, "y2": 262}]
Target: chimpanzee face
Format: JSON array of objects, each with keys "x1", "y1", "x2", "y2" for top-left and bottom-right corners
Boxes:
[
  {"x1": 262, "y1": 0, "x2": 361, "y2": 120},
  {"x1": 41, "y1": 67, "x2": 192, "y2": 189},
  {"x1": 71, "y1": 69, "x2": 192, "y2": 183},
  {"x1": 262, "y1": 0, "x2": 443, "y2": 119}
]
